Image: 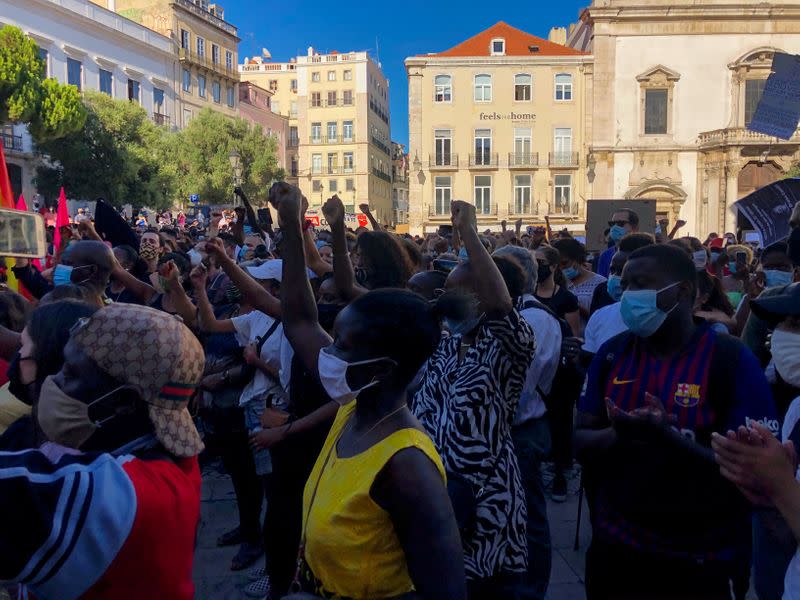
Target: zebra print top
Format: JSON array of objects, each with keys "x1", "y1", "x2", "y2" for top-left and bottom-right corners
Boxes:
[{"x1": 412, "y1": 309, "x2": 536, "y2": 580}]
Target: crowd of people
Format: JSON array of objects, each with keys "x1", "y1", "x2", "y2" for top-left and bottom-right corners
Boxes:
[{"x1": 0, "y1": 182, "x2": 799, "y2": 600}]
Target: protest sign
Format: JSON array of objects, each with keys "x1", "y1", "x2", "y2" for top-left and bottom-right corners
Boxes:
[
  {"x1": 733, "y1": 178, "x2": 800, "y2": 246},
  {"x1": 748, "y1": 52, "x2": 800, "y2": 140}
]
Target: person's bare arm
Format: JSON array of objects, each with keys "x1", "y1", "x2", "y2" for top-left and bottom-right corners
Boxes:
[
  {"x1": 359, "y1": 204, "x2": 383, "y2": 232},
  {"x1": 160, "y1": 261, "x2": 197, "y2": 328},
  {"x1": 0, "y1": 325, "x2": 21, "y2": 360},
  {"x1": 234, "y1": 186, "x2": 265, "y2": 237},
  {"x1": 77, "y1": 221, "x2": 103, "y2": 242},
  {"x1": 304, "y1": 228, "x2": 333, "y2": 277},
  {"x1": 111, "y1": 261, "x2": 158, "y2": 305},
  {"x1": 231, "y1": 207, "x2": 246, "y2": 247},
  {"x1": 190, "y1": 265, "x2": 235, "y2": 334},
  {"x1": 250, "y1": 401, "x2": 338, "y2": 450},
  {"x1": 324, "y1": 195, "x2": 367, "y2": 301},
  {"x1": 565, "y1": 310, "x2": 581, "y2": 338}
]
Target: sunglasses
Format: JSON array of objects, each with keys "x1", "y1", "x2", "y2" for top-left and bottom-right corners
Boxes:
[{"x1": 608, "y1": 220, "x2": 629, "y2": 227}]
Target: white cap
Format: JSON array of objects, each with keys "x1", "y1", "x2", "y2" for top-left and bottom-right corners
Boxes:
[{"x1": 244, "y1": 259, "x2": 318, "y2": 282}]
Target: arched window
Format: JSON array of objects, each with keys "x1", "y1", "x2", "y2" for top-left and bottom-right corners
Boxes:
[
  {"x1": 434, "y1": 75, "x2": 451, "y2": 102},
  {"x1": 474, "y1": 74, "x2": 492, "y2": 102},
  {"x1": 515, "y1": 74, "x2": 532, "y2": 101},
  {"x1": 554, "y1": 73, "x2": 573, "y2": 101}
]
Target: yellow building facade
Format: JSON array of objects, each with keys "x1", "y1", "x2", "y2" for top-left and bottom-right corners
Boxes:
[
  {"x1": 241, "y1": 49, "x2": 393, "y2": 223},
  {"x1": 406, "y1": 22, "x2": 593, "y2": 235}
]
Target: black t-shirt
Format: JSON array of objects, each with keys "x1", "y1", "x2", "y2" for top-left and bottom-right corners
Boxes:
[
  {"x1": 589, "y1": 282, "x2": 614, "y2": 315},
  {"x1": 534, "y1": 286, "x2": 579, "y2": 320}
]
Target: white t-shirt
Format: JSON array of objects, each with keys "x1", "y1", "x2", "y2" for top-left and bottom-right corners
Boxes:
[
  {"x1": 583, "y1": 302, "x2": 628, "y2": 354},
  {"x1": 231, "y1": 310, "x2": 287, "y2": 409},
  {"x1": 782, "y1": 395, "x2": 800, "y2": 599},
  {"x1": 516, "y1": 294, "x2": 562, "y2": 424}
]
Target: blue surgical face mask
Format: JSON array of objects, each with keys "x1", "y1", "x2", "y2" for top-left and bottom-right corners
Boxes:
[
  {"x1": 606, "y1": 275, "x2": 623, "y2": 302},
  {"x1": 728, "y1": 261, "x2": 738, "y2": 274},
  {"x1": 444, "y1": 313, "x2": 485, "y2": 337},
  {"x1": 620, "y1": 281, "x2": 680, "y2": 338},
  {"x1": 764, "y1": 269, "x2": 793, "y2": 288},
  {"x1": 563, "y1": 266, "x2": 579, "y2": 281},
  {"x1": 609, "y1": 225, "x2": 627, "y2": 243},
  {"x1": 692, "y1": 250, "x2": 708, "y2": 271},
  {"x1": 53, "y1": 264, "x2": 91, "y2": 287}
]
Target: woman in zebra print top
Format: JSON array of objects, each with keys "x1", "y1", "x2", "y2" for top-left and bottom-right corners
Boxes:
[{"x1": 412, "y1": 201, "x2": 536, "y2": 598}]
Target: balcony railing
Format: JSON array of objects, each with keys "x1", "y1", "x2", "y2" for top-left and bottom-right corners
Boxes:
[
  {"x1": 508, "y1": 152, "x2": 539, "y2": 168},
  {"x1": 2, "y1": 133, "x2": 23, "y2": 152},
  {"x1": 239, "y1": 62, "x2": 296, "y2": 73},
  {"x1": 288, "y1": 138, "x2": 299, "y2": 148},
  {"x1": 549, "y1": 200, "x2": 579, "y2": 216},
  {"x1": 173, "y1": 0, "x2": 238, "y2": 35},
  {"x1": 469, "y1": 153, "x2": 499, "y2": 168},
  {"x1": 509, "y1": 202, "x2": 539, "y2": 216},
  {"x1": 474, "y1": 203, "x2": 498, "y2": 216},
  {"x1": 698, "y1": 127, "x2": 800, "y2": 147},
  {"x1": 152, "y1": 113, "x2": 170, "y2": 127},
  {"x1": 549, "y1": 152, "x2": 579, "y2": 167},
  {"x1": 179, "y1": 48, "x2": 236, "y2": 78},
  {"x1": 371, "y1": 136, "x2": 391, "y2": 156},
  {"x1": 428, "y1": 154, "x2": 459, "y2": 169},
  {"x1": 372, "y1": 168, "x2": 391, "y2": 183},
  {"x1": 309, "y1": 135, "x2": 355, "y2": 145}
]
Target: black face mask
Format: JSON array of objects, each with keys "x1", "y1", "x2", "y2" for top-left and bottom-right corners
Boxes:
[
  {"x1": 537, "y1": 263, "x2": 552, "y2": 284},
  {"x1": 317, "y1": 303, "x2": 344, "y2": 333},
  {"x1": 7, "y1": 351, "x2": 36, "y2": 406},
  {"x1": 355, "y1": 267, "x2": 369, "y2": 286}
]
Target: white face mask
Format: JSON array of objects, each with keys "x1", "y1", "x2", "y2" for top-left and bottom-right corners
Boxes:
[
  {"x1": 772, "y1": 329, "x2": 800, "y2": 388},
  {"x1": 317, "y1": 348, "x2": 392, "y2": 405},
  {"x1": 692, "y1": 250, "x2": 708, "y2": 271}
]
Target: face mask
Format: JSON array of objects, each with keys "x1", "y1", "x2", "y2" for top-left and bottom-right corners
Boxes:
[
  {"x1": 444, "y1": 313, "x2": 484, "y2": 337},
  {"x1": 37, "y1": 376, "x2": 126, "y2": 449},
  {"x1": 606, "y1": 275, "x2": 623, "y2": 302},
  {"x1": 692, "y1": 250, "x2": 708, "y2": 271},
  {"x1": 224, "y1": 283, "x2": 242, "y2": 304},
  {"x1": 728, "y1": 261, "x2": 738, "y2": 274},
  {"x1": 317, "y1": 349, "x2": 391, "y2": 405},
  {"x1": 53, "y1": 264, "x2": 91, "y2": 287},
  {"x1": 609, "y1": 225, "x2": 627, "y2": 243},
  {"x1": 771, "y1": 329, "x2": 800, "y2": 388},
  {"x1": 764, "y1": 269, "x2": 793, "y2": 288},
  {"x1": 620, "y1": 281, "x2": 680, "y2": 338},
  {"x1": 537, "y1": 263, "x2": 552, "y2": 284},
  {"x1": 710, "y1": 250, "x2": 722, "y2": 262},
  {"x1": 139, "y1": 244, "x2": 159, "y2": 261},
  {"x1": 187, "y1": 249, "x2": 203, "y2": 267},
  {"x1": 7, "y1": 351, "x2": 35, "y2": 405},
  {"x1": 563, "y1": 266, "x2": 579, "y2": 281},
  {"x1": 726, "y1": 291, "x2": 743, "y2": 308},
  {"x1": 654, "y1": 224, "x2": 663, "y2": 235}
]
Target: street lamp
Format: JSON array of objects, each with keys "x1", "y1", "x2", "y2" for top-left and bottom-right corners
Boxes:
[
  {"x1": 412, "y1": 152, "x2": 422, "y2": 172},
  {"x1": 228, "y1": 150, "x2": 241, "y2": 206}
]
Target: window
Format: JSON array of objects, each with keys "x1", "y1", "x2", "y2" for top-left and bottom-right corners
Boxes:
[
  {"x1": 312, "y1": 72, "x2": 320, "y2": 82},
  {"x1": 327, "y1": 121, "x2": 337, "y2": 141},
  {"x1": 343, "y1": 90, "x2": 353, "y2": 105},
  {"x1": 182, "y1": 69, "x2": 191, "y2": 93},
  {"x1": 272, "y1": 100, "x2": 280, "y2": 113},
  {"x1": 327, "y1": 153, "x2": 338, "y2": 173},
  {"x1": 212, "y1": 44, "x2": 220, "y2": 64},
  {"x1": 644, "y1": 88, "x2": 668, "y2": 134},
  {"x1": 39, "y1": 48, "x2": 49, "y2": 76},
  {"x1": 343, "y1": 120, "x2": 353, "y2": 141},
  {"x1": 555, "y1": 73, "x2": 573, "y2": 101},
  {"x1": 67, "y1": 58, "x2": 82, "y2": 90},
  {"x1": 329, "y1": 179, "x2": 338, "y2": 192},
  {"x1": 154, "y1": 88, "x2": 165, "y2": 112},
  {"x1": 491, "y1": 38, "x2": 505, "y2": 55},
  {"x1": 328, "y1": 71, "x2": 336, "y2": 81},
  {"x1": 327, "y1": 91, "x2": 337, "y2": 106},
  {"x1": 515, "y1": 74, "x2": 532, "y2": 101},
  {"x1": 127, "y1": 79, "x2": 140, "y2": 103},
  {"x1": 513, "y1": 127, "x2": 532, "y2": 164},
  {"x1": 212, "y1": 81, "x2": 221, "y2": 103},
  {"x1": 291, "y1": 79, "x2": 297, "y2": 91},
  {"x1": 311, "y1": 122, "x2": 322, "y2": 142},
  {"x1": 198, "y1": 75, "x2": 206, "y2": 98},
  {"x1": 196, "y1": 37, "x2": 205, "y2": 57},
  {"x1": 99, "y1": 69, "x2": 113, "y2": 95},
  {"x1": 474, "y1": 176, "x2": 492, "y2": 214},
  {"x1": 514, "y1": 175, "x2": 532, "y2": 214},
  {"x1": 312, "y1": 180, "x2": 322, "y2": 193},
  {"x1": 344, "y1": 70, "x2": 352, "y2": 81},
  {"x1": 554, "y1": 174, "x2": 572, "y2": 211},
  {"x1": 343, "y1": 152, "x2": 354, "y2": 172},
  {"x1": 227, "y1": 86, "x2": 235, "y2": 107},
  {"x1": 290, "y1": 126, "x2": 299, "y2": 146},
  {"x1": 269, "y1": 80, "x2": 278, "y2": 92},
  {"x1": 434, "y1": 176, "x2": 451, "y2": 215},
  {"x1": 434, "y1": 75, "x2": 452, "y2": 102},
  {"x1": 346, "y1": 178, "x2": 355, "y2": 191},
  {"x1": 290, "y1": 100, "x2": 297, "y2": 117},
  {"x1": 225, "y1": 51, "x2": 233, "y2": 71},
  {"x1": 312, "y1": 154, "x2": 322, "y2": 174},
  {"x1": 434, "y1": 129, "x2": 452, "y2": 166},
  {"x1": 745, "y1": 79, "x2": 767, "y2": 126},
  {"x1": 180, "y1": 29, "x2": 190, "y2": 50},
  {"x1": 183, "y1": 107, "x2": 192, "y2": 125},
  {"x1": 474, "y1": 74, "x2": 492, "y2": 102},
  {"x1": 474, "y1": 129, "x2": 492, "y2": 165},
  {"x1": 553, "y1": 128, "x2": 572, "y2": 164},
  {"x1": 311, "y1": 92, "x2": 321, "y2": 107}
]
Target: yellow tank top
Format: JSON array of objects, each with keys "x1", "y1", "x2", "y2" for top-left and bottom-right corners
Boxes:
[{"x1": 302, "y1": 401, "x2": 446, "y2": 600}]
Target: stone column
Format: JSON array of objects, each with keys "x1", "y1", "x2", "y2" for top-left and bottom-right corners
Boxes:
[
  {"x1": 407, "y1": 68, "x2": 424, "y2": 236},
  {"x1": 724, "y1": 160, "x2": 741, "y2": 233}
]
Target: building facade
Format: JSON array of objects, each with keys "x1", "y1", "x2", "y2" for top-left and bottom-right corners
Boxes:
[
  {"x1": 238, "y1": 81, "x2": 289, "y2": 171},
  {"x1": 406, "y1": 22, "x2": 592, "y2": 236},
  {"x1": 570, "y1": 0, "x2": 800, "y2": 237},
  {"x1": 1, "y1": 0, "x2": 177, "y2": 203},
  {"x1": 97, "y1": 0, "x2": 240, "y2": 128},
  {"x1": 392, "y1": 141, "x2": 409, "y2": 230},
  {"x1": 241, "y1": 48, "x2": 393, "y2": 223}
]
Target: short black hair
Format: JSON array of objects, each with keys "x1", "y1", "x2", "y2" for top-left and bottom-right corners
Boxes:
[
  {"x1": 552, "y1": 237, "x2": 587, "y2": 263},
  {"x1": 620, "y1": 208, "x2": 639, "y2": 227},
  {"x1": 763, "y1": 241, "x2": 789, "y2": 258},
  {"x1": 618, "y1": 233, "x2": 655, "y2": 253},
  {"x1": 628, "y1": 243, "x2": 697, "y2": 295},
  {"x1": 493, "y1": 255, "x2": 526, "y2": 300}
]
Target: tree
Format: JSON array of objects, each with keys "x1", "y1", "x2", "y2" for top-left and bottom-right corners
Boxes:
[
  {"x1": 785, "y1": 162, "x2": 800, "y2": 179},
  {"x1": 0, "y1": 25, "x2": 85, "y2": 140},
  {"x1": 35, "y1": 91, "x2": 173, "y2": 210},
  {"x1": 165, "y1": 109, "x2": 284, "y2": 206}
]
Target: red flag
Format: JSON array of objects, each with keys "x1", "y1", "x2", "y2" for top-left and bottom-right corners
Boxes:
[
  {"x1": 0, "y1": 143, "x2": 20, "y2": 291},
  {"x1": 53, "y1": 187, "x2": 70, "y2": 254},
  {"x1": 15, "y1": 193, "x2": 26, "y2": 211}
]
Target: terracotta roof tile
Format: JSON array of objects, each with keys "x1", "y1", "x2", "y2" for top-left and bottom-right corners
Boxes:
[{"x1": 425, "y1": 21, "x2": 586, "y2": 58}]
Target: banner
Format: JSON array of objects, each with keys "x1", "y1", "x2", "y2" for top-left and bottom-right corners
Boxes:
[
  {"x1": 305, "y1": 210, "x2": 368, "y2": 230},
  {"x1": 733, "y1": 179, "x2": 800, "y2": 246},
  {"x1": 748, "y1": 52, "x2": 800, "y2": 140}
]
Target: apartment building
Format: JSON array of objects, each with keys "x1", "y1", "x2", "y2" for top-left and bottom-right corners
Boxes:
[
  {"x1": 241, "y1": 48, "x2": 393, "y2": 223},
  {"x1": 237, "y1": 81, "x2": 289, "y2": 172},
  {"x1": 406, "y1": 22, "x2": 592, "y2": 235}
]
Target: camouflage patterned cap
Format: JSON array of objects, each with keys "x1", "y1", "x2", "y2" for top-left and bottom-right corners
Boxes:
[{"x1": 70, "y1": 303, "x2": 205, "y2": 457}]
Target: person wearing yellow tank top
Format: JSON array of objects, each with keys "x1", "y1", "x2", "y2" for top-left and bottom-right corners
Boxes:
[{"x1": 260, "y1": 186, "x2": 466, "y2": 600}]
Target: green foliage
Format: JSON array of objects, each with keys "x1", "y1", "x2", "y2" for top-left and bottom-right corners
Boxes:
[
  {"x1": 785, "y1": 163, "x2": 800, "y2": 180},
  {"x1": 0, "y1": 25, "x2": 85, "y2": 141}
]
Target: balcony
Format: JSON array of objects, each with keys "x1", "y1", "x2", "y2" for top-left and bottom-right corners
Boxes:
[
  {"x1": 509, "y1": 202, "x2": 540, "y2": 216},
  {"x1": 548, "y1": 152, "x2": 579, "y2": 168},
  {"x1": 152, "y1": 113, "x2": 170, "y2": 127},
  {"x1": 371, "y1": 136, "x2": 391, "y2": 156},
  {"x1": 372, "y1": 168, "x2": 391, "y2": 183},
  {"x1": 428, "y1": 154, "x2": 459, "y2": 169},
  {"x1": 549, "y1": 200, "x2": 579, "y2": 216},
  {"x1": 698, "y1": 127, "x2": 800, "y2": 148},
  {"x1": 428, "y1": 204, "x2": 451, "y2": 218},
  {"x1": 179, "y1": 48, "x2": 236, "y2": 79},
  {"x1": 469, "y1": 153, "x2": 499, "y2": 169},
  {"x1": 508, "y1": 153, "x2": 539, "y2": 168},
  {"x1": 288, "y1": 138, "x2": 299, "y2": 148},
  {"x1": 2, "y1": 133, "x2": 23, "y2": 152},
  {"x1": 309, "y1": 135, "x2": 355, "y2": 145},
  {"x1": 173, "y1": 0, "x2": 238, "y2": 36},
  {"x1": 475, "y1": 204, "x2": 498, "y2": 217}
]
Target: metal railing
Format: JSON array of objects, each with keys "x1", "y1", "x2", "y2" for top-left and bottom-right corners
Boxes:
[
  {"x1": 2, "y1": 133, "x2": 23, "y2": 151},
  {"x1": 152, "y1": 113, "x2": 170, "y2": 126},
  {"x1": 509, "y1": 202, "x2": 539, "y2": 216},
  {"x1": 508, "y1": 152, "x2": 539, "y2": 168},
  {"x1": 179, "y1": 48, "x2": 236, "y2": 78},
  {"x1": 548, "y1": 152, "x2": 579, "y2": 167},
  {"x1": 474, "y1": 203, "x2": 498, "y2": 216},
  {"x1": 429, "y1": 204, "x2": 452, "y2": 217},
  {"x1": 549, "y1": 200, "x2": 579, "y2": 215},
  {"x1": 428, "y1": 154, "x2": 458, "y2": 168},
  {"x1": 173, "y1": 0, "x2": 238, "y2": 35},
  {"x1": 309, "y1": 135, "x2": 356, "y2": 144},
  {"x1": 469, "y1": 153, "x2": 499, "y2": 168},
  {"x1": 371, "y1": 136, "x2": 391, "y2": 156},
  {"x1": 372, "y1": 168, "x2": 391, "y2": 183}
]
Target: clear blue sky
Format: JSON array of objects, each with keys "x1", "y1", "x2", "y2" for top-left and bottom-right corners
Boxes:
[{"x1": 224, "y1": 0, "x2": 588, "y2": 147}]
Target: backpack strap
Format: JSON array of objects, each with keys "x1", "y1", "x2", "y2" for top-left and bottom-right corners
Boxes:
[{"x1": 255, "y1": 318, "x2": 282, "y2": 356}]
